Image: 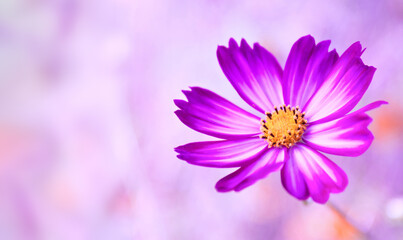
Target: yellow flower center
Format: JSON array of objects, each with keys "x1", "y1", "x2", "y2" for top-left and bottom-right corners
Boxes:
[{"x1": 260, "y1": 105, "x2": 307, "y2": 148}]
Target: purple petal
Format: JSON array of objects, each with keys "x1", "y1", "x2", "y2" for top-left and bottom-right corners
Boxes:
[
  {"x1": 282, "y1": 35, "x2": 315, "y2": 106},
  {"x1": 217, "y1": 38, "x2": 284, "y2": 113},
  {"x1": 304, "y1": 42, "x2": 376, "y2": 124},
  {"x1": 303, "y1": 101, "x2": 388, "y2": 157},
  {"x1": 175, "y1": 137, "x2": 267, "y2": 168},
  {"x1": 175, "y1": 87, "x2": 261, "y2": 139},
  {"x1": 282, "y1": 144, "x2": 348, "y2": 204},
  {"x1": 281, "y1": 149, "x2": 309, "y2": 200},
  {"x1": 283, "y1": 35, "x2": 339, "y2": 108},
  {"x1": 215, "y1": 147, "x2": 286, "y2": 192}
]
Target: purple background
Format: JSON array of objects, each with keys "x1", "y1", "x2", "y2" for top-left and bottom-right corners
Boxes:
[{"x1": 0, "y1": 0, "x2": 402, "y2": 239}]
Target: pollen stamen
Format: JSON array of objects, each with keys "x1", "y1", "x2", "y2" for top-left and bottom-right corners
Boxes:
[{"x1": 260, "y1": 105, "x2": 308, "y2": 148}]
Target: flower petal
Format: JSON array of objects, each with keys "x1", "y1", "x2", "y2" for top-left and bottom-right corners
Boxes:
[
  {"x1": 282, "y1": 144, "x2": 348, "y2": 204},
  {"x1": 217, "y1": 38, "x2": 284, "y2": 113},
  {"x1": 304, "y1": 42, "x2": 375, "y2": 123},
  {"x1": 303, "y1": 101, "x2": 388, "y2": 157},
  {"x1": 281, "y1": 149, "x2": 309, "y2": 200},
  {"x1": 175, "y1": 137, "x2": 267, "y2": 168},
  {"x1": 174, "y1": 87, "x2": 261, "y2": 139},
  {"x1": 283, "y1": 35, "x2": 339, "y2": 108},
  {"x1": 215, "y1": 147, "x2": 286, "y2": 192}
]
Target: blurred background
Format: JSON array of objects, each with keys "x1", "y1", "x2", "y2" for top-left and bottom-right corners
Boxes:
[{"x1": 0, "y1": 0, "x2": 402, "y2": 239}]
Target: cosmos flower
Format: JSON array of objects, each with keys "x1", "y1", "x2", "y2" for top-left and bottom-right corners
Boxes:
[{"x1": 174, "y1": 35, "x2": 387, "y2": 203}]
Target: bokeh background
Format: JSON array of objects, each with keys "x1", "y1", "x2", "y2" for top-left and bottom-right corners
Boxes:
[{"x1": 1, "y1": 0, "x2": 402, "y2": 239}]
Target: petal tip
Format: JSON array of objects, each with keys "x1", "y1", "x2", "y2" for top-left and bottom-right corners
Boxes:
[
  {"x1": 188, "y1": 86, "x2": 201, "y2": 92},
  {"x1": 174, "y1": 110, "x2": 185, "y2": 119},
  {"x1": 347, "y1": 41, "x2": 363, "y2": 56},
  {"x1": 297, "y1": 34, "x2": 315, "y2": 44},
  {"x1": 174, "y1": 99, "x2": 187, "y2": 109},
  {"x1": 228, "y1": 38, "x2": 239, "y2": 48},
  {"x1": 240, "y1": 38, "x2": 250, "y2": 48},
  {"x1": 181, "y1": 89, "x2": 191, "y2": 97},
  {"x1": 312, "y1": 194, "x2": 330, "y2": 204},
  {"x1": 176, "y1": 154, "x2": 187, "y2": 160},
  {"x1": 216, "y1": 45, "x2": 227, "y2": 56},
  {"x1": 215, "y1": 182, "x2": 231, "y2": 192},
  {"x1": 174, "y1": 145, "x2": 182, "y2": 152}
]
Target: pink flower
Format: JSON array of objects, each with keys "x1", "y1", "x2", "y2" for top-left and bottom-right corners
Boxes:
[{"x1": 174, "y1": 35, "x2": 387, "y2": 203}]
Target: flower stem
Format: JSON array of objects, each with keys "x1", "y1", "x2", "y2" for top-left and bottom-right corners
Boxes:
[{"x1": 326, "y1": 201, "x2": 369, "y2": 239}]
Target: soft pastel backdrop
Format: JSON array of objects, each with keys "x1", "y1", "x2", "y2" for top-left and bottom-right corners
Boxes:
[{"x1": 0, "y1": 0, "x2": 402, "y2": 239}]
